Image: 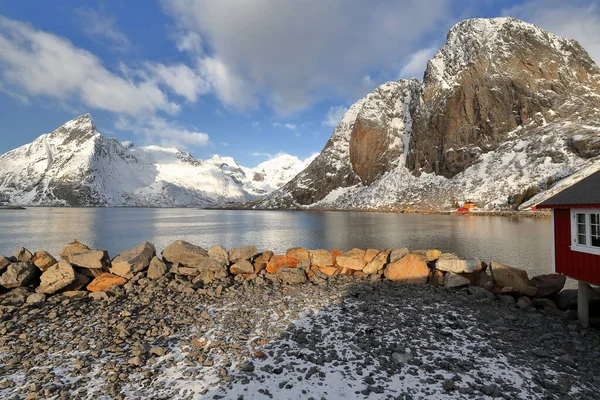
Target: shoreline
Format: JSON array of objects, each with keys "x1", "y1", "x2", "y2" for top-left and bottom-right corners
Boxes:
[
  {"x1": 0, "y1": 204, "x2": 551, "y2": 219},
  {"x1": 0, "y1": 240, "x2": 598, "y2": 398}
]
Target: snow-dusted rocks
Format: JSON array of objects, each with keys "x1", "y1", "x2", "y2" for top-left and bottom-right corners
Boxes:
[
  {"x1": 0, "y1": 114, "x2": 312, "y2": 207},
  {"x1": 259, "y1": 17, "x2": 600, "y2": 211}
]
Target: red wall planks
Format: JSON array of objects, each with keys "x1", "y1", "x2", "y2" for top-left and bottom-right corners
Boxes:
[{"x1": 553, "y1": 208, "x2": 600, "y2": 285}]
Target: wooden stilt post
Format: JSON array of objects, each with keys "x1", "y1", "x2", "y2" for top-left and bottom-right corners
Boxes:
[{"x1": 578, "y1": 281, "x2": 591, "y2": 328}]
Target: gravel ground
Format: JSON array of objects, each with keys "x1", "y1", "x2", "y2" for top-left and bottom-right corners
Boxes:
[{"x1": 0, "y1": 275, "x2": 599, "y2": 399}]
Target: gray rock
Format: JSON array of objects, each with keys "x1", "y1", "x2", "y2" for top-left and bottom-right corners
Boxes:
[
  {"x1": 0, "y1": 262, "x2": 37, "y2": 288},
  {"x1": 467, "y1": 286, "x2": 495, "y2": 300},
  {"x1": 14, "y1": 247, "x2": 33, "y2": 262},
  {"x1": 89, "y1": 291, "x2": 109, "y2": 301},
  {"x1": 230, "y1": 260, "x2": 254, "y2": 275},
  {"x1": 436, "y1": 258, "x2": 481, "y2": 274},
  {"x1": 529, "y1": 274, "x2": 566, "y2": 298},
  {"x1": 26, "y1": 293, "x2": 46, "y2": 304},
  {"x1": 162, "y1": 240, "x2": 208, "y2": 267},
  {"x1": 36, "y1": 260, "x2": 76, "y2": 294},
  {"x1": 278, "y1": 267, "x2": 307, "y2": 284},
  {"x1": 69, "y1": 250, "x2": 111, "y2": 270},
  {"x1": 444, "y1": 272, "x2": 471, "y2": 288},
  {"x1": 490, "y1": 261, "x2": 529, "y2": 290},
  {"x1": 147, "y1": 257, "x2": 168, "y2": 279},
  {"x1": 389, "y1": 248, "x2": 409, "y2": 263},
  {"x1": 239, "y1": 361, "x2": 255, "y2": 373},
  {"x1": 60, "y1": 240, "x2": 90, "y2": 261},
  {"x1": 208, "y1": 245, "x2": 230, "y2": 265},
  {"x1": 229, "y1": 245, "x2": 259, "y2": 263},
  {"x1": 110, "y1": 242, "x2": 156, "y2": 279},
  {"x1": 0, "y1": 286, "x2": 33, "y2": 303}
]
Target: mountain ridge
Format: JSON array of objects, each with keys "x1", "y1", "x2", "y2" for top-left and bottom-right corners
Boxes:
[
  {"x1": 257, "y1": 17, "x2": 600, "y2": 211},
  {"x1": 0, "y1": 114, "x2": 312, "y2": 207}
]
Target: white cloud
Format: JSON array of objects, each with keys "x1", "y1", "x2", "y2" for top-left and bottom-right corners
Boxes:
[
  {"x1": 115, "y1": 115, "x2": 209, "y2": 149},
  {"x1": 504, "y1": 0, "x2": 600, "y2": 65},
  {"x1": 284, "y1": 123, "x2": 296, "y2": 131},
  {"x1": 74, "y1": 7, "x2": 131, "y2": 51},
  {"x1": 161, "y1": 0, "x2": 452, "y2": 114},
  {"x1": 399, "y1": 47, "x2": 438, "y2": 79},
  {"x1": 198, "y1": 56, "x2": 257, "y2": 110},
  {"x1": 0, "y1": 16, "x2": 179, "y2": 115},
  {"x1": 175, "y1": 30, "x2": 203, "y2": 54},
  {"x1": 145, "y1": 62, "x2": 210, "y2": 102},
  {"x1": 322, "y1": 105, "x2": 348, "y2": 127},
  {"x1": 250, "y1": 151, "x2": 289, "y2": 160}
]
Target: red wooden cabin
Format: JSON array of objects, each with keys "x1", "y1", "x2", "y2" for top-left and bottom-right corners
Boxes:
[{"x1": 537, "y1": 171, "x2": 600, "y2": 326}]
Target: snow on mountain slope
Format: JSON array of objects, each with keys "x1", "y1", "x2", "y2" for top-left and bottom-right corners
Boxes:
[
  {"x1": 0, "y1": 114, "x2": 310, "y2": 207},
  {"x1": 258, "y1": 17, "x2": 600, "y2": 211}
]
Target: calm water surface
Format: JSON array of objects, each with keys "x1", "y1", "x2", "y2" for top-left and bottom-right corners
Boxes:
[{"x1": 0, "y1": 208, "x2": 553, "y2": 277}]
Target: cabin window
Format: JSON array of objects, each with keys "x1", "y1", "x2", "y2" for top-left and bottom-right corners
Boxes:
[{"x1": 571, "y1": 209, "x2": 600, "y2": 255}]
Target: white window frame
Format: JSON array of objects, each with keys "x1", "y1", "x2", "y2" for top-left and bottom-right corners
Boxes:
[{"x1": 570, "y1": 208, "x2": 600, "y2": 255}]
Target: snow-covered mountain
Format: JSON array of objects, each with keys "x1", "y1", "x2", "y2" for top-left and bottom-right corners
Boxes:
[
  {"x1": 258, "y1": 17, "x2": 600, "y2": 210},
  {"x1": 0, "y1": 114, "x2": 311, "y2": 207}
]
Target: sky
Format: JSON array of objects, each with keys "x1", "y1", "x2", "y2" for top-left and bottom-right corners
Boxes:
[{"x1": 0, "y1": 0, "x2": 599, "y2": 167}]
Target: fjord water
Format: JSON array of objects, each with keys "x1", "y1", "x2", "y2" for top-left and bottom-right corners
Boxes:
[{"x1": 0, "y1": 208, "x2": 552, "y2": 276}]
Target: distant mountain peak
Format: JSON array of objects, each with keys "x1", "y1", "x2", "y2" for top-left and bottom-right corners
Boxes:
[{"x1": 48, "y1": 113, "x2": 97, "y2": 145}]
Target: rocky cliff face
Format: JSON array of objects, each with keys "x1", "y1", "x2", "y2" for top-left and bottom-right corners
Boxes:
[
  {"x1": 259, "y1": 18, "x2": 600, "y2": 210},
  {"x1": 0, "y1": 115, "x2": 310, "y2": 207}
]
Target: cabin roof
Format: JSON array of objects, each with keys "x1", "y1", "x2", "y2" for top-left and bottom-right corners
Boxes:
[{"x1": 539, "y1": 170, "x2": 600, "y2": 208}]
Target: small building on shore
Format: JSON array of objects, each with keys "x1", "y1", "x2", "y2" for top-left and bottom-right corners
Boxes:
[{"x1": 537, "y1": 171, "x2": 600, "y2": 326}]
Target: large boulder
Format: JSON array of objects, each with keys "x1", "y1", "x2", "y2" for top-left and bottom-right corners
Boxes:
[
  {"x1": 110, "y1": 242, "x2": 156, "y2": 279},
  {"x1": 384, "y1": 254, "x2": 429, "y2": 284},
  {"x1": 0, "y1": 262, "x2": 37, "y2": 288},
  {"x1": 36, "y1": 260, "x2": 76, "y2": 294},
  {"x1": 87, "y1": 273, "x2": 127, "y2": 292},
  {"x1": 162, "y1": 240, "x2": 208, "y2": 267},
  {"x1": 230, "y1": 260, "x2": 254, "y2": 275},
  {"x1": 389, "y1": 248, "x2": 410, "y2": 263},
  {"x1": 490, "y1": 262, "x2": 529, "y2": 290},
  {"x1": 32, "y1": 251, "x2": 57, "y2": 271},
  {"x1": 529, "y1": 274, "x2": 566, "y2": 298},
  {"x1": 253, "y1": 251, "x2": 273, "y2": 273},
  {"x1": 336, "y1": 248, "x2": 366, "y2": 271},
  {"x1": 278, "y1": 267, "x2": 307, "y2": 284},
  {"x1": 14, "y1": 247, "x2": 33, "y2": 262},
  {"x1": 444, "y1": 272, "x2": 471, "y2": 288},
  {"x1": 60, "y1": 240, "x2": 90, "y2": 260},
  {"x1": 229, "y1": 245, "x2": 259, "y2": 263},
  {"x1": 0, "y1": 287, "x2": 33, "y2": 304},
  {"x1": 308, "y1": 250, "x2": 334, "y2": 267},
  {"x1": 267, "y1": 255, "x2": 298, "y2": 273},
  {"x1": 363, "y1": 251, "x2": 389, "y2": 274},
  {"x1": 147, "y1": 257, "x2": 168, "y2": 280},
  {"x1": 364, "y1": 249, "x2": 380, "y2": 263},
  {"x1": 208, "y1": 245, "x2": 230, "y2": 265},
  {"x1": 436, "y1": 258, "x2": 481, "y2": 274},
  {"x1": 69, "y1": 250, "x2": 110, "y2": 270},
  {"x1": 286, "y1": 248, "x2": 310, "y2": 269}
]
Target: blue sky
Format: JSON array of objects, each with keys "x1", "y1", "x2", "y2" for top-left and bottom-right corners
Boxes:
[{"x1": 0, "y1": 0, "x2": 599, "y2": 167}]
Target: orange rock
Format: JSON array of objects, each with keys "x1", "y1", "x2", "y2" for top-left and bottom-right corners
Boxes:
[
  {"x1": 364, "y1": 249, "x2": 379, "y2": 263},
  {"x1": 254, "y1": 350, "x2": 266, "y2": 359},
  {"x1": 266, "y1": 255, "x2": 298, "y2": 273},
  {"x1": 384, "y1": 254, "x2": 429, "y2": 284},
  {"x1": 331, "y1": 249, "x2": 343, "y2": 265},
  {"x1": 86, "y1": 273, "x2": 127, "y2": 292},
  {"x1": 318, "y1": 266, "x2": 338, "y2": 277},
  {"x1": 253, "y1": 251, "x2": 273, "y2": 273},
  {"x1": 192, "y1": 340, "x2": 208, "y2": 348}
]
